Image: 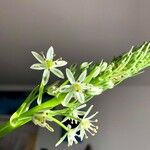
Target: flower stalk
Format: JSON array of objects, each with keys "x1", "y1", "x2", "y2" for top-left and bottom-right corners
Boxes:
[{"x1": 1, "y1": 42, "x2": 150, "y2": 147}]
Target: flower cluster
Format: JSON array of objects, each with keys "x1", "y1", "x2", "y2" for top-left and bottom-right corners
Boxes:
[
  {"x1": 30, "y1": 46, "x2": 101, "y2": 147},
  {"x1": 55, "y1": 105, "x2": 99, "y2": 147},
  {"x1": 2, "y1": 42, "x2": 149, "y2": 146},
  {"x1": 60, "y1": 68, "x2": 103, "y2": 106}
]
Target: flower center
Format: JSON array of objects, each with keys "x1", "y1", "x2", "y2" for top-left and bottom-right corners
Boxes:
[
  {"x1": 45, "y1": 60, "x2": 54, "y2": 69},
  {"x1": 73, "y1": 83, "x2": 82, "y2": 92},
  {"x1": 82, "y1": 119, "x2": 90, "y2": 129}
]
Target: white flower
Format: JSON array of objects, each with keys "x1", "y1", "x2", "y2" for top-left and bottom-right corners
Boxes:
[
  {"x1": 30, "y1": 46, "x2": 67, "y2": 85},
  {"x1": 60, "y1": 69, "x2": 103, "y2": 106},
  {"x1": 55, "y1": 125, "x2": 79, "y2": 147},
  {"x1": 78, "y1": 105, "x2": 99, "y2": 141},
  {"x1": 32, "y1": 113, "x2": 54, "y2": 132},
  {"x1": 62, "y1": 104, "x2": 87, "y2": 124}
]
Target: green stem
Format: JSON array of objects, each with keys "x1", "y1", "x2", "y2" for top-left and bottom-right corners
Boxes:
[
  {"x1": 0, "y1": 118, "x2": 31, "y2": 138},
  {"x1": 20, "y1": 94, "x2": 65, "y2": 118},
  {"x1": 0, "y1": 94, "x2": 65, "y2": 138},
  {"x1": 49, "y1": 116, "x2": 68, "y2": 131}
]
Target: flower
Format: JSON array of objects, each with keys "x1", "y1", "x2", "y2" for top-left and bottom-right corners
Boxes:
[
  {"x1": 78, "y1": 105, "x2": 99, "y2": 141},
  {"x1": 30, "y1": 46, "x2": 67, "y2": 85},
  {"x1": 32, "y1": 112, "x2": 54, "y2": 132},
  {"x1": 60, "y1": 68, "x2": 103, "y2": 106},
  {"x1": 55, "y1": 125, "x2": 79, "y2": 147},
  {"x1": 62, "y1": 104, "x2": 87, "y2": 124}
]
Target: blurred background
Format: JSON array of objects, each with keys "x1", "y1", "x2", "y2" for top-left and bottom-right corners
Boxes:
[{"x1": 1, "y1": 0, "x2": 150, "y2": 150}]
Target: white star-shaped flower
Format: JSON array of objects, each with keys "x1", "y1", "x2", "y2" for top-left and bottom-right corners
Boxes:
[
  {"x1": 78, "y1": 105, "x2": 99, "y2": 141},
  {"x1": 55, "y1": 125, "x2": 79, "y2": 147},
  {"x1": 62, "y1": 104, "x2": 87, "y2": 124},
  {"x1": 30, "y1": 46, "x2": 67, "y2": 85},
  {"x1": 32, "y1": 113, "x2": 54, "y2": 132},
  {"x1": 60, "y1": 68, "x2": 103, "y2": 106}
]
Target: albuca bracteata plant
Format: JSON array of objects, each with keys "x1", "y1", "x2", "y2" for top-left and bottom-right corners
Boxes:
[{"x1": 1, "y1": 42, "x2": 150, "y2": 146}]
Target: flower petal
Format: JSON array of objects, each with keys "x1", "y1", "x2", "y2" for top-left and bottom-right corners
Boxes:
[
  {"x1": 74, "y1": 92, "x2": 85, "y2": 103},
  {"x1": 55, "y1": 133, "x2": 67, "y2": 147},
  {"x1": 30, "y1": 63, "x2": 45, "y2": 70},
  {"x1": 77, "y1": 104, "x2": 87, "y2": 110},
  {"x1": 92, "y1": 66, "x2": 101, "y2": 78},
  {"x1": 83, "y1": 105, "x2": 94, "y2": 118},
  {"x1": 77, "y1": 70, "x2": 87, "y2": 83},
  {"x1": 46, "y1": 46, "x2": 54, "y2": 60},
  {"x1": 42, "y1": 69, "x2": 50, "y2": 86},
  {"x1": 80, "y1": 128, "x2": 85, "y2": 141},
  {"x1": 87, "y1": 86, "x2": 103, "y2": 95},
  {"x1": 86, "y1": 111, "x2": 99, "y2": 120},
  {"x1": 66, "y1": 68, "x2": 75, "y2": 84},
  {"x1": 54, "y1": 60, "x2": 67, "y2": 67},
  {"x1": 100, "y1": 62, "x2": 107, "y2": 72},
  {"x1": 51, "y1": 68, "x2": 64, "y2": 79},
  {"x1": 60, "y1": 85, "x2": 71, "y2": 93},
  {"x1": 31, "y1": 51, "x2": 44, "y2": 63},
  {"x1": 62, "y1": 92, "x2": 73, "y2": 106}
]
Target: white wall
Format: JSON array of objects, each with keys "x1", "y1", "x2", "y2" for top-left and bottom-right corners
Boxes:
[
  {"x1": 35, "y1": 86, "x2": 150, "y2": 150},
  {"x1": 1, "y1": 0, "x2": 150, "y2": 86}
]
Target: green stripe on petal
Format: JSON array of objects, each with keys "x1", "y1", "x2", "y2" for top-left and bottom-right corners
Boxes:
[
  {"x1": 46, "y1": 46, "x2": 54, "y2": 60},
  {"x1": 60, "y1": 85, "x2": 71, "y2": 93},
  {"x1": 51, "y1": 68, "x2": 64, "y2": 79},
  {"x1": 30, "y1": 63, "x2": 45, "y2": 70},
  {"x1": 62, "y1": 92, "x2": 73, "y2": 106},
  {"x1": 31, "y1": 51, "x2": 44, "y2": 63},
  {"x1": 74, "y1": 92, "x2": 85, "y2": 103},
  {"x1": 77, "y1": 70, "x2": 87, "y2": 82},
  {"x1": 66, "y1": 68, "x2": 75, "y2": 84},
  {"x1": 42, "y1": 69, "x2": 50, "y2": 86}
]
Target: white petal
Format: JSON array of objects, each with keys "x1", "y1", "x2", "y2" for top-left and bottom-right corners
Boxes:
[
  {"x1": 80, "y1": 62, "x2": 92, "y2": 69},
  {"x1": 54, "y1": 60, "x2": 67, "y2": 67},
  {"x1": 30, "y1": 63, "x2": 45, "y2": 70},
  {"x1": 84, "y1": 105, "x2": 94, "y2": 118},
  {"x1": 87, "y1": 111, "x2": 99, "y2": 120},
  {"x1": 74, "y1": 92, "x2": 85, "y2": 103},
  {"x1": 31, "y1": 51, "x2": 44, "y2": 63},
  {"x1": 46, "y1": 46, "x2": 54, "y2": 60},
  {"x1": 42, "y1": 69, "x2": 50, "y2": 85},
  {"x1": 92, "y1": 66, "x2": 101, "y2": 78},
  {"x1": 61, "y1": 117, "x2": 69, "y2": 123},
  {"x1": 60, "y1": 85, "x2": 71, "y2": 93},
  {"x1": 62, "y1": 92, "x2": 73, "y2": 106},
  {"x1": 80, "y1": 62, "x2": 89, "y2": 69},
  {"x1": 66, "y1": 68, "x2": 75, "y2": 84},
  {"x1": 51, "y1": 68, "x2": 64, "y2": 79},
  {"x1": 80, "y1": 128, "x2": 85, "y2": 141},
  {"x1": 100, "y1": 62, "x2": 107, "y2": 72},
  {"x1": 77, "y1": 104, "x2": 87, "y2": 110},
  {"x1": 45, "y1": 123, "x2": 54, "y2": 132},
  {"x1": 77, "y1": 70, "x2": 87, "y2": 82},
  {"x1": 87, "y1": 86, "x2": 103, "y2": 95},
  {"x1": 77, "y1": 111, "x2": 86, "y2": 116},
  {"x1": 55, "y1": 133, "x2": 67, "y2": 147}
]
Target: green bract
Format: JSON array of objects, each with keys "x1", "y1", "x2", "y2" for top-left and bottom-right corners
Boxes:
[{"x1": 1, "y1": 42, "x2": 150, "y2": 147}]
